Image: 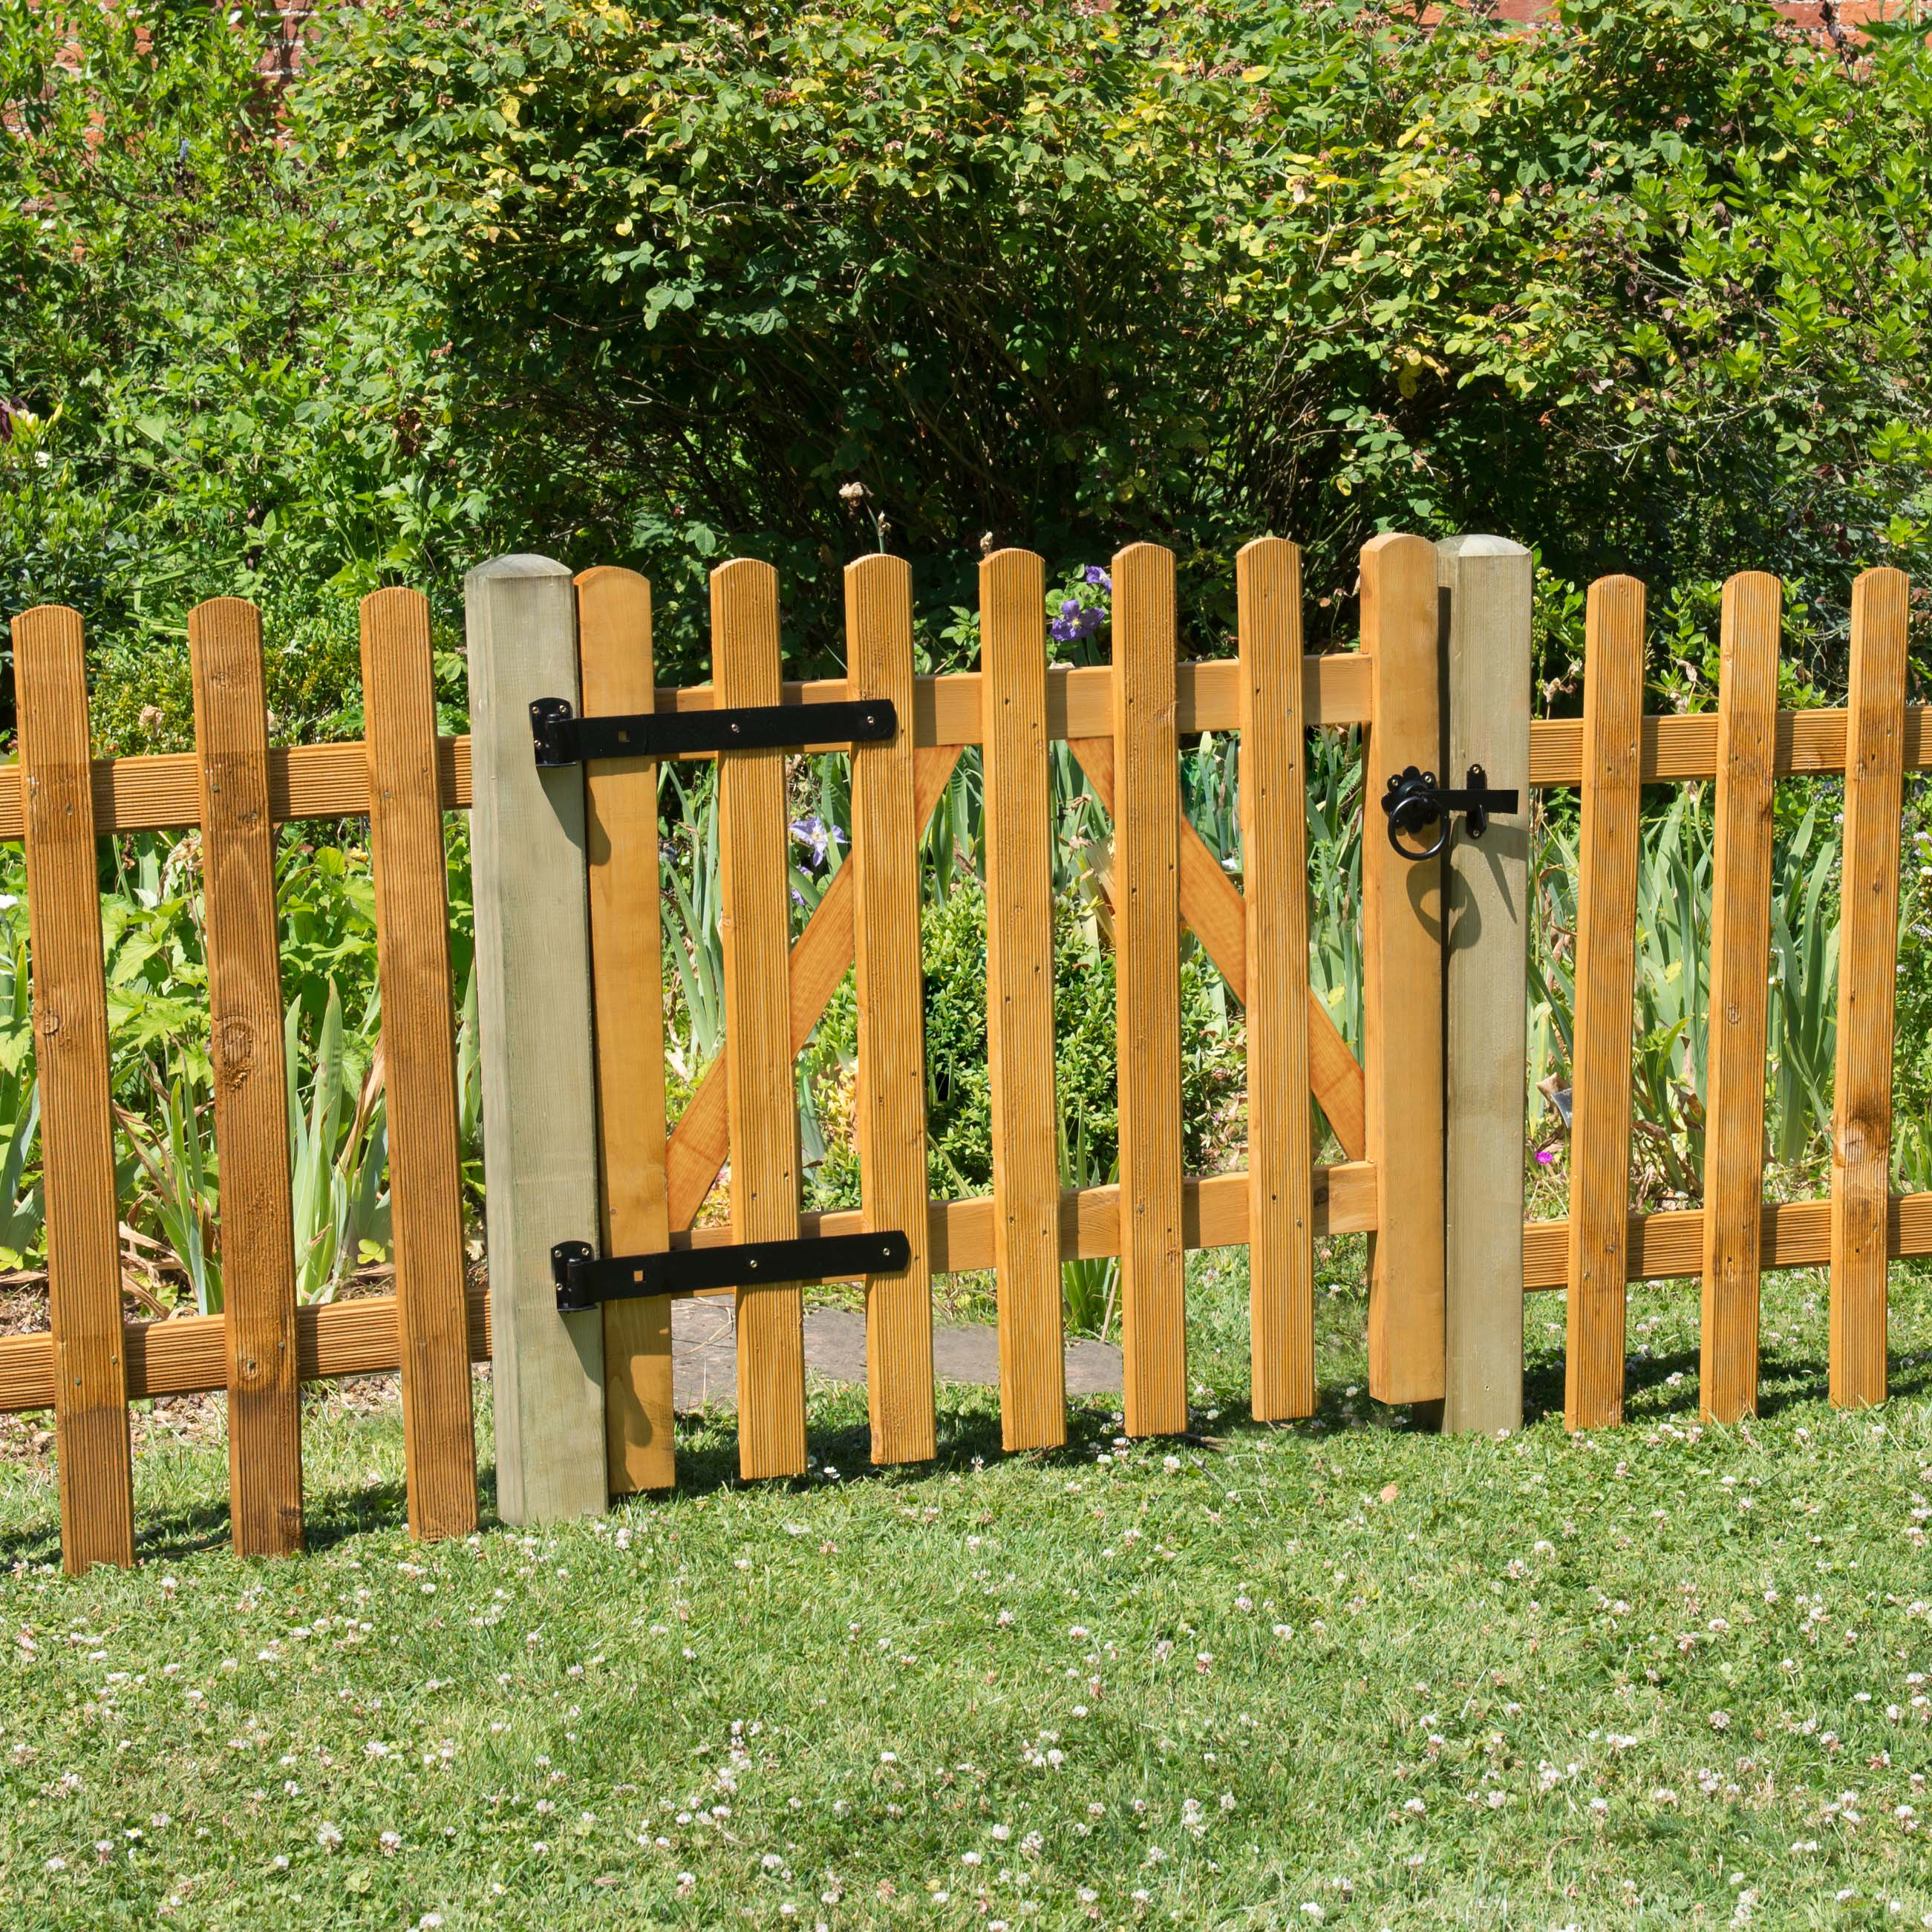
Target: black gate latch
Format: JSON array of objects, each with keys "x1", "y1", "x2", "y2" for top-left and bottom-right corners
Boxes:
[
  {"x1": 552, "y1": 1230, "x2": 912, "y2": 1312},
  {"x1": 1380, "y1": 765, "x2": 1519, "y2": 861},
  {"x1": 530, "y1": 696, "x2": 898, "y2": 768}
]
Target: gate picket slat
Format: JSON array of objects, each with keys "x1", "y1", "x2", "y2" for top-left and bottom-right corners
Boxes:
[
  {"x1": 1236, "y1": 538, "x2": 1315, "y2": 1421},
  {"x1": 1701, "y1": 572, "x2": 1781, "y2": 1423},
  {"x1": 1564, "y1": 576, "x2": 1646, "y2": 1431},
  {"x1": 981, "y1": 549, "x2": 1065, "y2": 1452},
  {"x1": 663, "y1": 745, "x2": 962, "y2": 1233},
  {"x1": 1360, "y1": 533, "x2": 1447, "y2": 1405},
  {"x1": 713, "y1": 560, "x2": 807, "y2": 1480},
  {"x1": 1830, "y1": 567, "x2": 1909, "y2": 1409},
  {"x1": 847, "y1": 555, "x2": 936, "y2": 1463},
  {"x1": 362, "y1": 587, "x2": 479, "y2": 1538},
  {"x1": 188, "y1": 598, "x2": 303, "y2": 1556},
  {"x1": 1112, "y1": 542, "x2": 1187, "y2": 1437},
  {"x1": 577, "y1": 567, "x2": 676, "y2": 1494},
  {"x1": 13, "y1": 606, "x2": 135, "y2": 1572}
]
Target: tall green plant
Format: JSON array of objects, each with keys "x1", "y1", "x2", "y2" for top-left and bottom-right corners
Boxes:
[{"x1": 285, "y1": 985, "x2": 390, "y2": 1305}]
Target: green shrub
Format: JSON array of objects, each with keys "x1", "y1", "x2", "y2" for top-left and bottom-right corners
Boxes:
[
  {"x1": 8, "y1": 1, "x2": 1931, "y2": 730},
  {"x1": 289, "y1": 0, "x2": 1932, "y2": 685},
  {"x1": 801, "y1": 883, "x2": 1243, "y2": 1213}
]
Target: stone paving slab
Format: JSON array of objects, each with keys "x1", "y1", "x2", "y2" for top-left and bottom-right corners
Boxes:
[{"x1": 671, "y1": 1297, "x2": 1123, "y2": 1413}]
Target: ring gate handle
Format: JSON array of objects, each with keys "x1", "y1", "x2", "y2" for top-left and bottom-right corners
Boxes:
[
  {"x1": 1380, "y1": 764, "x2": 1519, "y2": 861},
  {"x1": 1380, "y1": 766, "x2": 1451, "y2": 861}
]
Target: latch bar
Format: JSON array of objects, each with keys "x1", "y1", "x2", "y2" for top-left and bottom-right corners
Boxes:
[
  {"x1": 529, "y1": 696, "x2": 898, "y2": 768},
  {"x1": 552, "y1": 1230, "x2": 912, "y2": 1313}
]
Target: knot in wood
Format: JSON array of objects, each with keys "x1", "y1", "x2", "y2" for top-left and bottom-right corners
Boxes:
[{"x1": 215, "y1": 1016, "x2": 257, "y2": 1077}]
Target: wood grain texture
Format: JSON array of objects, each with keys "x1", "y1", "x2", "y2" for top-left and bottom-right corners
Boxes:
[
  {"x1": 0, "y1": 1288, "x2": 489, "y2": 1412},
  {"x1": 980, "y1": 549, "x2": 1065, "y2": 1452},
  {"x1": 577, "y1": 567, "x2": 676, "y2": 1494},
  {"x1": 1112, "y1": 543, "x2": 1187, "y2": 1437},
  {"x1": 466, "y1": 555, "x2": 607, "y2": 1524},
  {"x1": 1236, "y1": 538, "x2": 1315, "y2": 1422},
  {"x1": 1530, "y1": 704, "x2": 1932, "y2": 786},
  {"x1": 13, "y1": 607, "x2": 135, "y2": 1571},
  {"x1": 712, "y1": 559, "x2": 808, "y2": 1481},
  {"x1": 188, "y1": 598, "x2": 304, "y2": 1556},
  {"x1": 0, "y1": 649, "x2": 1368, "y2": 838},
  {"x1": 1562, "y1": 576, "x2": 1646, "y2": 1432},
  {"x1": 1830, "y1": 567, "x2": 1908, "y2": 1409},
  {"x1": 0, "y1": 645, "x2": 1366, "y2": 840},
  {"x1": 1065, "y1": 735, "x2": 1366, "y2": 1164},
  {"x1": 662, "y1": 745, "x2": 962, "y2": 1233},
  {"x1": 846, "y1": 555, "x2": 937, "y2": 1464},
  {"x1": 682, "y1": 1164, "x2": 1378, "y2": 1272},
  {"x1": 362, "y1": 587, "x2": 478, "y2": 1539},
  {"x1": 1700, "y1": 572, "x2": 1781, "y2": 1424},
  {"x1": 1440, "y1": 538, "x2": 1531, "y2": 1435},
  {"x1": 1359, "y1": 534, "x2": 1447, "y2": 1406}
]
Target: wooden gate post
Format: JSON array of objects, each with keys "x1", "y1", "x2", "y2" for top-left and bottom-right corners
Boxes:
[
  {"x1": 1438, "y1": 537, "x2": 1532, "y2": 1435},
  {"x1": 466, "y1": 554, "x2": 607, "y2": 1524}
]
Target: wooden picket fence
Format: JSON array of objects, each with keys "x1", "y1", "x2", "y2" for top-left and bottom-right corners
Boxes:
[
  {"x1": 1, "y1": 542, "x2": 1925, "y2": 1573},
  {"x1": 1537, "y1": 567, "x2": 1922, "y2": 1428},
  {"x1": 0, "y1": 593, "x2": 486, "y2": 1571}
]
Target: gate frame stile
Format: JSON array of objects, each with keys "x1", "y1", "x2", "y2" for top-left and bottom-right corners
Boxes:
[
  {"x1": 467, "y1": 554, "x2": 609, "y2": 1524},
  {"x1": 1360, "y1": 532, "x2": 1448, "y2": 1409}
]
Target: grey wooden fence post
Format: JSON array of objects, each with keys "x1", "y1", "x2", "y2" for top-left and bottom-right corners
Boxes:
[
  {"x1": 1438, "y1": 536, "x2": 1533, "y2": 1434},
  {"x1": 467, "y1": 554, "x2": 608, "y2": 1521}
]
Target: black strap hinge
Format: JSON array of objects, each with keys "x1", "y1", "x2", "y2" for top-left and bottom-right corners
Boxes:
[
  {"x1": 530, "y1": 696, "x2": 898, "y2": 768},
  {"x1": 552, "y1": 1230, "x2": 912, "y2": 1312}
]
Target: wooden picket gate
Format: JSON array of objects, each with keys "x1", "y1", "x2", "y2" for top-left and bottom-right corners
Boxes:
[{"x1": 471, "y1": 535, "x2": 1536, "y2": 1513}]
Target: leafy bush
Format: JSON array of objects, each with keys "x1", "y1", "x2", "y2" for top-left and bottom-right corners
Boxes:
[
  {"x1": 289, "y1": 0, "x2": 1932, "y2": 684},
  {"x1": 8, "y1": 0, "x2": 1932, "y2": 724},
  {"x1": 0, "y1": 1, "x2": 470, "y2": 746},
  {"x1": 800, "y1": 881, "x2": 1244, "y2": 1215}
]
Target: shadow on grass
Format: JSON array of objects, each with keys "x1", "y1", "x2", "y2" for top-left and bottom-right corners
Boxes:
[
  {"x1": 1522, "y1": 1325, "x2": 1932, "y2": 1428},
  {"x1": 637, "y1": 1369, "x2": 1448, "y2": 1510}
]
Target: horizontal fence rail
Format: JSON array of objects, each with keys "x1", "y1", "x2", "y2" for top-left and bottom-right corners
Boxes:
[{"x1": 11, "y1": 691, "x2": 1932, "y2": 840}]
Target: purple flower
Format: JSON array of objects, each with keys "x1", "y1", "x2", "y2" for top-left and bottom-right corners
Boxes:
[
  {"x1": 1050, "y1": 616, "x2": 1079, "y2": 642},
  {"x1": 789, "y1": 815, "x2": 845, "y2": 866},
  {"x1": 1076, "y1": 607, "x2": 1106, "y2": 638},
  {"x1": 1536, "y1": 1147, "x2": 1558, "y2": 1165},
  {"x1": 1060, "y1": 598, "x2": 1082, "y2": 618},
  {"x1": 1084, "y1": 567, "x2": 1112, "y2": 591}
]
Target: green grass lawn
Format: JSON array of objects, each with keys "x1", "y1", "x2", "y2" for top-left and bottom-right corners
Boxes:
[{"x1": 4, "y1": 1250, "x2": 1932, "y2": 1931}]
